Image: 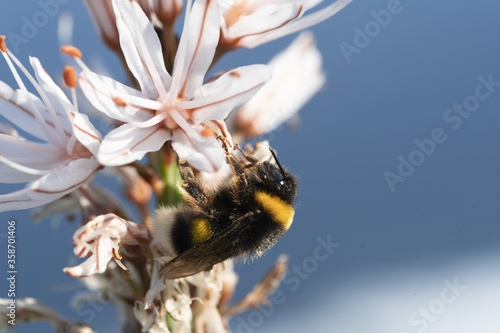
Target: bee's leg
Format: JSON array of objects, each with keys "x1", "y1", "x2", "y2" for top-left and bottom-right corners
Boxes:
[
  {"x1": 222, "y1": 152, "x2": 253, "y2": 194},
  {"x1": 178, "y1": 159, "x2": 195, "y2": 180},
  {"x1": 234, "y1": 144, "x2": 258, "y2": 165},
  {"x1": 178, "y1": 161, "x2": 210, "y2": 210},
  {"x1": 215, "y1": 137, "x2": 246, "y2": 175},
  {"x1": 216, "y1": 137, "x2": 252, "y2": 191}
]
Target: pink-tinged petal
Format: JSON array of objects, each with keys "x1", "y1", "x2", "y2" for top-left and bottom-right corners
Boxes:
[
  {"x1": 0, "y1": 165, "x2": 44, "y2": 184},
  {"x1": 0, "y1": 155, "x2": 96, "y2": 211},
  {"x1": 29, "y1": 158, "x2": 99, "y2": 196},
  {"x1": 226, "y1": 3, "x2": 305, "y2": 40},
  {"x1": 152, "y1": 0, "x2": 183, "y2": 24},
  {"x1": 0, "y1": 137, "x2": 60, "y2": 183},
  {"x1": 63, "y1": 237, "x2": 117, "y2": 277},
  {"x1": 144, "y1": 264, "x2": 166, "y2": 308},
  {"x1": 63, "y1": 255, "x2": 101, "y2": 277},
  {"x1": 172, "y1": 0, "x2": 220, "y2": 99},
  {"x1": 199, "y1": 306, "x2": 226, "y2": 333},
  {"x1": 112, "y1": 0, "x2": 171, "y2": 99},
  {"x1": 79, "y1": 71, "x2": 155, "y2": 123},
  {"x1": 0, "y1": 81, "x2": 63, "y2": 141},
  {"x1": 0, "y1": 157, "x2": 97, "y2": 213},
  {"x1": 94, "y1": 236, "x2": 116, "y2": 273},
  {"x1": 241, "y1": 0, "x2": 353, "y2": 48},
  {"x1": 29, "y1": 57, "x2": 73, "y2": 133},
  {"x1": 182, "y1": 64, "x2": 272, "y2": 124},
  {"x1": 70, "y1": 112, "x2": 102, "y2": 156},
  {"x1": 171, "y1": 128, "x2": 224, "y2": 172},
  {"x1": 65, "y1": 213, "x2": 148, "y2": 277},
  {"x1": 97, "y1": 124, "x2": 171, "y2": 166},
  {"x1": 0, "y1": 51, "x2": 101, "y2": 212},
  {"x1": 0, "y1": 187, "x2": 53, "y2": 212},
  {"x1": 84, "y1": 0, "x2": 120, "y2": 50}
]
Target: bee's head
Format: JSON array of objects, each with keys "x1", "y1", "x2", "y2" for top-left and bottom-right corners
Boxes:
[{"x1": 254, "y1": 149, "x2": 298, "y2": 204}]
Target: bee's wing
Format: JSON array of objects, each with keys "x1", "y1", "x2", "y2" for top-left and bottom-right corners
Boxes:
[{"x1": 160, "y1": 212, "x2": 253, "y2": 279}]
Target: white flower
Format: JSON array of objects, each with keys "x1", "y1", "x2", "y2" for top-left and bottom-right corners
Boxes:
[
  {"x1": 233, "y1": 32, "x2": 325, "y2": 137},
  {"x1": 64, "y1": 213, "x2": 149, "y2": 277},
  {"x1": 165, "y1": 279, "x2": 194, "y2": 333},
  {"x1": 134, "y1": 300, "x2": 171, "y2": 333},
  {"x1": 0, "y1": 37, "x2": 101, "y2": 212},
  {"x1": 71, "y1": 0, "x2": 271, "y2": 172},
  {"x1": 219, "y1": 0, "x2": 352, "y2": 49},
  {"x1": 190, "y1": 263, "x2": 230, "y2": 333}
]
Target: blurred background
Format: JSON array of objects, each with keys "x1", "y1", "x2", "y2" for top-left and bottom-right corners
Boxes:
[{"x1": 1, "y1": 0, "x2": 500, "y2": 332}]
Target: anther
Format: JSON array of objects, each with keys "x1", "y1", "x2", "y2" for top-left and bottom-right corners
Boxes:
[
  {"x1": 112, "y1": 97, "x2": 127, "y2": 107},
  {"x1": 201, "y1": 127, "x2": 215, "y2": 137},
  {"x1": 0, "y1": 35, "x2": 7, "y2": 53},
  {"x1": 112, "y1": 248, "x2": 123, "y2": 261},
  {"x1": 61, "y1": 45, "x2": 82, "y2": 58},
  {"x1": 63, "y1": 66, "x2": 77, "y2": 88}
]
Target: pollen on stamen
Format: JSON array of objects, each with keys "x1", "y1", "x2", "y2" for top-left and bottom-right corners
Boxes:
[
  {"x1": 112, "y1": 247, "x2": 123, "y2": 261},
  {"x1": 201, "y1": 127, "x2": 216, "y2": 138},
  {"x1": 229, "y1": 70, "x2": 241, "y2": 78},
  {"x1": 0, "y1": 35, "x2": 7, "y2": 53},
  {"x1": 113, "y1": 248, "x2": 128, "y2": 271},
  {"x1": 61, "y1": 45, "x2": 82, "y2": 58},
  {"x1": 113, "y1": 97, "x2": 128, "y2": 107},
  {"x1": 63, "y1": 66, "x2": 77, "y2": 88}
]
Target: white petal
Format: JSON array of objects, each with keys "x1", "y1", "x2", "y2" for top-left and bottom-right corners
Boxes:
[
  {"x1": 200, "y1": 307, "x2": 226, "y2": 333},
  {"x1": 84, "y1": 0, "x2": 119, "y2": 48},
  {"x1": 171, "y1": 128, "x2": 224, "y2": 172},
  {"x1": 29, "y1": 57, "x2": 73, "y2": 134},
  {"x1": 94, "y1": 236, "x2": 115, "y2": 273},
  {"x1": 0, "y1": 187, "x2": 51, "y2": 212},
  {"x1": 71, "y1": 112, "x2": 102, "y2": 156},
  {"x1": 29, "y1": 158, "x2": 99, "y2": 195},
  {"x1": 63, "y1": 255, "x2": 99, "y2": 277},
  {"x1": 112, "y1": 0, "x2": 171, "y2": 99},
  {"x1": 0, "y1": 157, "x2": 97, "y2": 212},
  {"x1": 226, "y1": 3, "x2": 305, "y2": 40},
  {"x1": 97, "y1": 124, "x2": 171, "y2": 166},
  {"x1": 242, "y1": 0, "x2": 352, "y2": 48},
  {"x1": 0, "y1": 138, "x2": 60, "y2": 183},
  {"x1": 0, "y1": 81, "x2": 61, "y2": 141},
  {"x1": 236, "y1": 32, "x2": 325, "y2": 135},
  {"x1": 171, "y1": 0, "x2": 220, "y2": 99},
  {"x1": 79, "y1": 71, "x2": 155, "y2": 123},
  {"x1": 0, "y1": 165, "x2": 44, "y2": 183},
  {"x1": 183, "y1": 64, "x2": 272, "y2": 124}
]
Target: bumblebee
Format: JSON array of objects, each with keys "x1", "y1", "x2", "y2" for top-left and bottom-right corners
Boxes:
[{"x1": 153, "y1": 145, "x2": 298, "y2": 279}]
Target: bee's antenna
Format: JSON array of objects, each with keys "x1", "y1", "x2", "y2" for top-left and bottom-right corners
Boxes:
[{"x1": 269, "y1": 148, "x2": 286, "y2": 176}]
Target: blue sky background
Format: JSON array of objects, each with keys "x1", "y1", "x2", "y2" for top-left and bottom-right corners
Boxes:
[{"x1": 1, "y1": 1, "x2": 500, "y2": 332}]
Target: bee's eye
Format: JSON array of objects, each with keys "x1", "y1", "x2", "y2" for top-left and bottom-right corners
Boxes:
[{"x1": 268, "y1": 165, "x2": 284, "y2": 184}]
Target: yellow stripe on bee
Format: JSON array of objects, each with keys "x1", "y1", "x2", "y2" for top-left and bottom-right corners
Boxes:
[
  {"x1": 255, "y1": 191, "x2": 294, "y2": 230},
  {"x1": 191, "y1": 218, "x2": 212, "y2": 244}
]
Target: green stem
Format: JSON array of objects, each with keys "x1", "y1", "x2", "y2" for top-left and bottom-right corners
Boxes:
[{"x1": 151, "y1": 146, "x2": 183, "y2": 207}]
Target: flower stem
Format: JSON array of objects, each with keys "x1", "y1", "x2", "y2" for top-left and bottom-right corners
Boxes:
[{"x1": 152, "y1": 144, "x2": 183, "y2": 207}]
